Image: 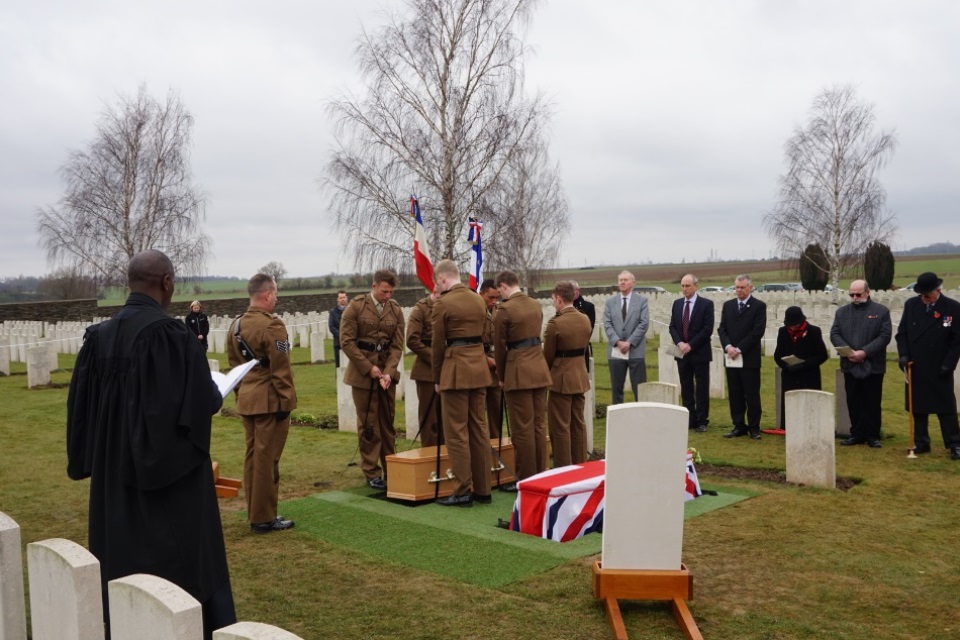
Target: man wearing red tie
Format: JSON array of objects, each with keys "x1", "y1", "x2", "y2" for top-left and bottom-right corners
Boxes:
[{"x1": 669, "y1": 274, "x2": 715, "y2": 432}]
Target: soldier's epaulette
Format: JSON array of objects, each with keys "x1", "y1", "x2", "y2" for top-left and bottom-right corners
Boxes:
[{"x1": 352, "y1": 294, "x2": 367, "y2": 304}]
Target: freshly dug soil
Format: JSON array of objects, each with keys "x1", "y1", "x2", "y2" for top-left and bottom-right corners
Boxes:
[{"x1": 697, "y1": 462, "x2": 860, "y2": 491}]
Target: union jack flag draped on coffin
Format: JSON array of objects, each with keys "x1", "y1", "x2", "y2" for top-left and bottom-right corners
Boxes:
[
  {"x1": 509, "y1": 454, "x2": 702, "y2": 543},
  {"x1": 466, "y1": 216, "x2": 483, "y2": 291},
  {"x1": 410, "y1": 195, "x2": 434, "y2": 291}
]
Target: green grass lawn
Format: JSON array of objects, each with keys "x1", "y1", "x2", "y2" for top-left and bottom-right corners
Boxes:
[{"x1": 3, "y1": 338, "x2": 960, "y2": 639}]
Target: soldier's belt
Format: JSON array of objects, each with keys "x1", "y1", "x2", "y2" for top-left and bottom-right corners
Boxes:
[
  {"x1": 555, "y1": 348, "x2": 587, "y2": 358},
  {"x1": 358, "y1": 341, "x2": 390, "y2": 352},
  {"x1": 446, "y1": 336, "x2": 482, "y2": 347},
  {"x1": 507, "y1": 337, "x2": 542, "y2": 350}
]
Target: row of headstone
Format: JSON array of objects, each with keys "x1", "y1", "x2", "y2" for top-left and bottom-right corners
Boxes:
[{"x1": 0, "y1": 512, "x2": 304, "y2": 640}]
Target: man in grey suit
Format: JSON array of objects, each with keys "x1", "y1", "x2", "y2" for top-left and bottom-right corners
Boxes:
[{"x1": 602, "y1": 270, "x2": 650, "y2": 404}]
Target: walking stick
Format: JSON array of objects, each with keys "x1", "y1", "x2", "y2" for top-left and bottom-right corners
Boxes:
[
  {"x1": 907, "y1": 362, "x2": 917, "y2": 459},
  {"x1": 347, "y1": 377, "x2": 377, "y2": 467},
  {"x1": 434, "y1": 391, "x2": 444, "y2": 500}
]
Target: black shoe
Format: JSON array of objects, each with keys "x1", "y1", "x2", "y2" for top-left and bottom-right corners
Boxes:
[
  {"x1": 749, "y1": 430, "x2": 761, "y2": 440},
  {"x1": 499, "y1": 482, "x2": 518, "y2": 492},
  {"x1": 367, "y1": 477, "x2": 386, "y2": 490},
  {"x1": 473, "y1": 494, "x2": 492, "y2": 504},
  {"x1": 250, "y1": 517, "x2": 295, "y2": 534},
  {"x1": 840, "y1": 437, "x2": 866, "y2": 446},
  {"x1": 867, "y1": 439, "x2": 883, "y2": 448},
  {"x1": 724, "y1": 428, "x2": 748, "y2": 439},
  {"x1": 951, "y1": 448, "x2": 960, "y2": 461},
  {"x1": 437, "y1": 492, "x2": 473, "y2": 507},
  {"x1": 913, "y1": 445, "x2": 931, "y2": 454},
  {"x1": 695, "y1": 424, "x2": 708, "y2": 433}
]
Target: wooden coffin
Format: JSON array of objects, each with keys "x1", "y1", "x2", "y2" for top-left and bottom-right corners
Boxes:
[{"x1": 385, "y1": 437, "x2": 517, "y2": 502}]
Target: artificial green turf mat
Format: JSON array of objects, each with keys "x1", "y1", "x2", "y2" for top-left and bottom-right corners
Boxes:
[{"x1": 278, "y1": 484, "x2": 756, "y2": 588}]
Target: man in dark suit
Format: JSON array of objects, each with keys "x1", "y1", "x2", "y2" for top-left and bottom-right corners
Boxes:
[
  {"x1": 669, "y1": 274, "x2": 715, "y2": 432},
  {"x1": 895, "y1": 272, "x2": 960, "y2": 460},
  {"x1": 602, "y1": 270, "x2": 650, "y2": 404},
  {"x1": 717, "y1": 274, "x2": 767, "y2": 439},
  {"x1": 570, "y1": 280, "x2": 595, "y2": 373}
]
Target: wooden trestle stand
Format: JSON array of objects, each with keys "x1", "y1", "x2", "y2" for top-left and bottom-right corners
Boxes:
[
  {"x1": 212, "y1": 461, "x2": 241, "y2": 498},
  {"x1": 592, "y1": 562, "x2": 703, "y2": 640}
]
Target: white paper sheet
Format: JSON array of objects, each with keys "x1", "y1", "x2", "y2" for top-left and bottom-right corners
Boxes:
[{"x1": 210, "y1": 359, "x2": 258, "y2": 398}]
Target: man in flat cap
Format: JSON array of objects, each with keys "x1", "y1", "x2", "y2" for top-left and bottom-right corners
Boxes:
[{"x1": 895, "y1": 272, "x2": 960, "y2": 459}]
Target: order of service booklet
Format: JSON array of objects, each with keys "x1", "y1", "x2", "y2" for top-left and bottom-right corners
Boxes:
[{"x1": 210, "y1": 359, "x2": 258, "y2": 398}]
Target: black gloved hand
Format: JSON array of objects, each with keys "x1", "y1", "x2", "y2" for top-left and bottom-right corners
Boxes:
[
  {"x1": 276, "y1": 410, "x2": 290, "y2": 421},
  {"x1": 898, "y1": 356, "x2": 908, "y2": 372},
  {"x1": 940, "y1": 367, "x2": 953, "y2": 378}
]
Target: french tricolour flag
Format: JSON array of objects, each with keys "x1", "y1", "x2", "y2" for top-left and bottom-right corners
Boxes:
[
  {"x1": 467, "y1": 216, "x2": 483, "y2": 291},
  {"x1": 410, "y1": 196, "x2": 434, "y2": 291}
]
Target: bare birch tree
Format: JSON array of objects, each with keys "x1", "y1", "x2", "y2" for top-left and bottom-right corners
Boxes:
[
  {"x1": 482, "y1": 141, "x2": 568, "y2": 289},
  {"x1": 36, "y1": 86, "x2": 210, "y2": 286},
  {"x1": 762, "y1": 85, "x2": 897, "y2": 290},
  {"x1": 325, "y1": 0, "x2": 560, "y2": 273}
]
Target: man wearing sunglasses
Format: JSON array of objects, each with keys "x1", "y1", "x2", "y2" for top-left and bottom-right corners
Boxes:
[
  {"x1": 895, "y1": 272, "x2": 960, "y2": 459},
  {"x1": 830, "y1": 280, "x2": 892, "y2": 448}
]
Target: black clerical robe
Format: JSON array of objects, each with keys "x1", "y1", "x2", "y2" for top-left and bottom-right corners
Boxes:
[{"x1": 66, "y1": 293, "x2": 231, "y2": 614}]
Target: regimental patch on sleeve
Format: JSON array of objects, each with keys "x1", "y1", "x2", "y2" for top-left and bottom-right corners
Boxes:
[{"x1": 276, "y1": 340, "x2": 290, "y2": 353}]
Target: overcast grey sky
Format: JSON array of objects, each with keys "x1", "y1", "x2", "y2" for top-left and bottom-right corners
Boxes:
[{"x1": 2, "y1": 0, "x2": 957, "y2": 280}]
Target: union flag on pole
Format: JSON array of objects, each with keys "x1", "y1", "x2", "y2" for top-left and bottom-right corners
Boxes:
[
  {"x1": 410, "y1": 196, "x2": 434, "y2": 291},
  {"x1": 467, "y1": 216, "x2": 483, "y2": 291}
]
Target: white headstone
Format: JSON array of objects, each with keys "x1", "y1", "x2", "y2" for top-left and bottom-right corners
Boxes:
[
  {"x1": 214, "y1": 621, "x2": 305, "y2": 640},
  {"x1": 337, "y1": 368, "x2": 357, "y2": 432},
  {"x1": 0, "y1": 337, "x2": 9, "y2": 377},
  {"x1": 309, "y1": 333, "x2": 324, "y2": 364},
  {"x1": 603, "y1": 402, "x2": 689, "y2": 570},
  {"x1": 636, "y1": 381, "x2": 679, "y2": 405},
  {"x1": 403, "y1": 373, "x2": 417, "y2": 437},
  {"x1": 785, "y1": 390, "x2": 836, "y2": 489},
  {"x1": 26, "y1": 346, "x2": 50, "y2": 388},
  {"x1": 657, "y1": 346, "x2": 680, "y2": 388},
  {"x1": 108, "y1": 574, "x2": 202, "y2": 640},
  {"x1": 26, "y1": 538, "x2": 104, "y2": 640},
  {"x1": 709, "y1": 349, "x2": 726, "y2": 399},
  {"x1": 0, "y1": 512, "x2": 27, "y2": 640},
  {"x1": 584, "y1": 357, "x2": 596, "y2": 454},
  {"x1": 208, "y1": 359, "x2": 220, "y2": 373}
]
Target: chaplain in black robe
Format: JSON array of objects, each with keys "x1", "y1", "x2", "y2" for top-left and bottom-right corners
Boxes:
[{"x1": 66, "y1": 250, "x2": 235, "y2": 639}]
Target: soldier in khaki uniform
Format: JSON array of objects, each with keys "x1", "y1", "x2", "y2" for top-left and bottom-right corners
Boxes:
[
  {"x1": 406, "y1": 291, "x2": 439, "y2": 446},
  {"x1": 543, "y1": 281, "x2": 592, "y2": 468},
  {"x1": 228, "y1": 273, "x2": 298, "y2": 533},
  {"x1": 494, "y1": 270, "x2": 553, "y2": 488},
  {"x1": 431, "y1": 260, "x2": 493, "y2": 506},
  {"x1": 479, "y1": 279, "x2": 502, "y2": 438},
  {"x1": 340, "y1": 269, "x2": 405, "y2": 490}
]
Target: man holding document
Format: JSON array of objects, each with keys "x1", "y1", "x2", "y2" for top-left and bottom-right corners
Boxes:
[
  {"x1": 668, "y1": 274, "x2": 715, "y2": 432},
  {"x1": 718, "y1": 274, "x2": 766, "y2": 439},
  {"x1": 67, "y1": 250, "x2": 235, "y2": 639},
  {"x1": 831, "y1": 279, "x2": 891, "y2": 447}
]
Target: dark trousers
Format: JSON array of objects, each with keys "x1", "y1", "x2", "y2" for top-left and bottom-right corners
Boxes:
[
  {"x1": 677, "y1": 358, "x2": 710, "y2": 427},
  {"x1": 609, "y1": 358, "x2": 646, "y2": 404},
  {"x1": 726, "y1": 367, "x2": 762, "y2": 431},
  {"x1": 844, "y1": 372, "x2": 884, "y2": 441},
  {"x1": 333, "y1": 342, "x2": 341, "y2": 368},
  {"x1": 913, "y1": 412, "x2": 960, "y2": 449}
]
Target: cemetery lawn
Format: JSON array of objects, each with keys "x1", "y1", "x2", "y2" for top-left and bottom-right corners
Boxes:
[{"x1": 3, "y1": 339, "x2": 960, "y2": 639}]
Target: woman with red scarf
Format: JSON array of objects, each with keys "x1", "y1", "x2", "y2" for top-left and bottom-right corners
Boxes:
[{"x1": 773, "y1": 306, "x2": 828, "y2": 430}]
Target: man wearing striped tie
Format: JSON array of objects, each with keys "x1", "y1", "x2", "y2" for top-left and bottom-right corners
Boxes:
[{"x1": 669, "y1": 274, "x2": 715, "y2": 432}]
